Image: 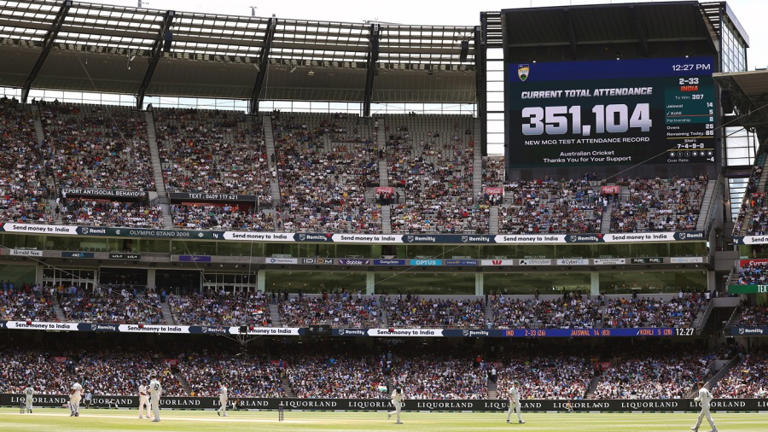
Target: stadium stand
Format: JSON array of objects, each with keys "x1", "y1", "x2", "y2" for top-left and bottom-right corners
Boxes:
[
  {"x1": 385, "y1": 115, "x2": 486, "y2": 233},
  {"x1": 713, "y1": 351, "x2": 768, "y2": 398},
  {"x1": 490, "y1": 294, "x2": 706, "y2": 329},
  {"x1": 496, "y1": 355, "x2": 592, "y2": 399},
  {"x1": 272, "y1": 113, "x2": 381, "y2": 233},
  {"x1": 592, "y1": 351, "x2": 713, "y2": 399},
  {"x1": 278, "y1": 293, "x2": 381, "y2": 328},
  {"x1": 609, "y1": 177, "x2": 708, "y2": 233},
  {"x1": 0, "y1": 97, "x2": 53, "y2": 224},
  {"x1": 59, "y1": 287, "x2": 163, "y2": 324},
  {"x1": 168, "y1": 293, "x2": 272, "y2": 327},
  {"x1": 0, "y1": 288, "x2": 56, "y2": 321},
  {"x1": 155, "y1": 109, "x2": 271, "y2": 201}
]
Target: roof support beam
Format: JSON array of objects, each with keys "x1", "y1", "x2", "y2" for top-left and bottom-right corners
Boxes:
[
  {"x1": 136, "y1": 10, "x2": 175, "y2": 110},
  {"x1": 474, "y1": 25, "x2": 487, "y2": 156},
  {"x1": 564, "y1": 9, "x2": 577, "y2": 59},
  {"x1": 248, "y1": 17, "x2": 277, "y2": 115},
  {"x1": 630, "y1": 7, "x2": 649, "y2": 57},
  {"x1": 21, "y1": 0, "x2": 72, "y2": 103},
  {"x1": 363, "y1": 23, "x2": 380, "y2": 117}
]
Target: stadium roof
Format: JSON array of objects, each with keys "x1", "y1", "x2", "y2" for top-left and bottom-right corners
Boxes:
[
  {"x1": 714, "y1": 70, "x2": 768, "y2": 149},
  {"x1": 0, "y1": 0, "x2": 477, "y2": 106}
]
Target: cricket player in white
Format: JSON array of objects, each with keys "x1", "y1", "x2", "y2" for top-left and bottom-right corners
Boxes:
[
  {"x1": 138, "y1": 383, "x2": 150, "y2": 419},
  {"x1": 386, "y1": 387, "x2": 404, "y2": 424},
  {"x1": 691, "y1": 384, "x2": 717, "y2": 432},
  {"x1": 23, "y1": 386, "x2": 34, "y2": 413},
  {"x1": 506, "y1": 381, "x2": 525, "y2": 424},
  {"x1": 69, "y1": 382, "x2": 83, "y2": 417},
  {"x1": 149, "y1": 377, "x2": 162, "y2": 422},
  {"x1": 217, "y1": 384, "x2": 228, "y2": 417}
]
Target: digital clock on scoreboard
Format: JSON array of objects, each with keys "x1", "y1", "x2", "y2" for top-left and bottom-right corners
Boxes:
[{"x1": 506, "y1": 57, "x2": 716, "y2": 168}]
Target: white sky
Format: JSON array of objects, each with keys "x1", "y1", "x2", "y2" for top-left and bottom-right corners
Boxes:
[{"x1": 95, "y1": 0, "x2": 766, "y2": 69}]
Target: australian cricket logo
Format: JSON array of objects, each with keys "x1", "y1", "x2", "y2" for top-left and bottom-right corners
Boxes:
[{"x1": 518, "y1": 64, "x2": 530, "y2": 82}]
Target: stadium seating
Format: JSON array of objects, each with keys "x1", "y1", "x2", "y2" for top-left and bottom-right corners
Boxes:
[
  {"x1": 168, "y1": 293, "x2": 271, "y2": 327},
  {"x1": 59, "y1": 288, "x2": 163, "y2": 324},
  {"x1": 278, "y1": 293, "x2": 381, "y2": 328},
  {"x1": 385, "y1": 115, "x2": 486, "y2": 233},
  {"x1": 610, "y1": 177, "x2": 708, "y2": 232},
  {"x1": 155, "y1": 109, "x2": 271, "y2": 202},
  {"x1": 0, "y1": 289, "x2": 56, "y2": 321},
  {"x1": 497, "y1": 355, "x2": 592, "y2": 399},
  {"x1": 498, "y1": 177, "x2": 605, "y2": 234},
  {"x1": 490, "y1": 294, "x2": 705, "y2": 329},
  {"x1": 592, "y1": 351, "x2": 711, "y2": 399},
  {"x1": 736, "y1": 261, "x2": 768, "y2": 286},
  {"x1": 272, "y1": 113, "x2": 381, "y2": 233},
  {"x1": 714, "y1": 352, "x2": 768, "y2": 398},
  {"x1": 41, "y1": 103, "x2": 154, "y2": 191},
  {"x1": 0, "y1": 98, "x2": 53, "y2": 224}
]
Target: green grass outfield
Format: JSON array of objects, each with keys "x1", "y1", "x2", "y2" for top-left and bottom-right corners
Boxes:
[{"x1": 0, "y1": 408, "x2": 765, "y2": 432}]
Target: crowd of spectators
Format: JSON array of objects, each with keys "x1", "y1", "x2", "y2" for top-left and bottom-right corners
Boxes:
[
  {"x1": 279, "y1": 293, "x2": 381, "y2": 328},
  {"x1": 0, "y1": 97, "x2": 53, "y2": 224},
  {"x1": 287, "y1": 355, "x2": 386, "y2": 399},
  {"x1": 273, "y1": 113, "x2": 381, "y2": 233},
  {"x1": 610, "y1": 177, "x2": 707, "y2": 232},
  {"x1": 395, "y1": 356, "x2": 488, "y2": 399},
  {"x1": 41, "y1": 103, "x2": 154, "y2": 191},
  {"x1": 491, "y1": 294, "x2": 706, "y2": 329},
  {"x1": 386, "y1": 116, "x2": 486, "y2": 233},
  {"x1": 497, "y1": 356, "x2": 592, "y2": 399},
  {"x1": 733, "y1": 304, "x2": 768, "y2": 327},
  {"x1": 737, "y1": 261, "x2": 768, "y2": 286},
  {"x1": 155, "y1": 108, "x2": 272, "y2": 202},
  {"x1": 170, "y1": 203, "x2": 275, "y2": 231},
  {"x1": 178, "y1": 352, "x2": 285, "y2": 398},
  {"x1": 59, "y1": 286, "x2": 163, "y2": 324},
  {"x1": 0, "y1": 350, "x2": 183, "y2": 396},
  {"x1": 732, "y1": 162, "x2": 763, "y2": 235},
  {"x1": 499, "y1": 177, "x2": 605, "y2": 234},
  {"x1": 0, "y1": 284, "x2": 56, "y2": 321},
  {"x1": 593, "y1": 352, "x2": 710, "y2": 399},
  {"x1": 168, "y1": 292, "x2": 271, "y2": 327},
  {"x1": 384, "y1": 296, "x2": 487, "y2": 329},
  {"x1": 59, "y1": 197, "x2": 163, "y2": 228},
  {"x1": 714, "y1": 351, "x2": 768, "y2": 398}
]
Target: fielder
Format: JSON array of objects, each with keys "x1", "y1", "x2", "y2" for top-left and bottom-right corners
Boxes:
[
  {"x1": 138, "y1": 383, "x2": 150, "y2": 419},
  {"x1": 386, "y1": 387, "x2": 404, "y2": 424},
  {"x1": 506, "y1": 381, "x2": 525, "y2": 424},
  {"x1": 691, "y1": 383, "x2": 717, "y2": 432},
  {"x1": 23, "y1": 385, "x2": 34, "y2": 414},
  {"x1": 69, "y1": 382, "x2": 83, "y2": 417},
  {"x1": 217, "y1": 384, "x2": 228, "y2": 417},
  {"x1": 149, "y1": 376, "x2": 162, "y2": 423}
]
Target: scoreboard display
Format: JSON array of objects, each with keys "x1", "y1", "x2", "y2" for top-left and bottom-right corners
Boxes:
[{"x1": 505, "y1": 56, "x2": 716, "y2": 168}]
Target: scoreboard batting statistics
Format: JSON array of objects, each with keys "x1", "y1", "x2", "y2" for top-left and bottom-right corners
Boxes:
[{"x1": 505, "y1": 56, "x2": 716, "y2": 168}]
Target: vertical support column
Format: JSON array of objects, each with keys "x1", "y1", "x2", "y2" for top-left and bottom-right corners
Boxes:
[
  {"x1": 590, "y1": 272, "x2": 600, "y2": 296},
  {"x1": 706, "y1": 270, "x2": 716, "y2": 294},
  {"x1": 366, "y1": 272, "x2": 375, "y2": 295},
  {"x1": 257, "y1": 270, "x2": 266, "y2": 293},
  {"x1": 475, "y1": 272, "x2": 484, "y2": 296},
  {"x1": 147, "y1": 269, "x2": 156, "y2": 290},
  {"x1": 35, "y1": 264, "x2": 44, "y2": 286}
]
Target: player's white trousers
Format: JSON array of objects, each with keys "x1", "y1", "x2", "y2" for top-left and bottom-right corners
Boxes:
[
  {"x1": 218, "y1": 398, "x2": 228, "y2": 415},
  {"x1": 138, "y1": 396, "x2": 150, "y2": 418},
  {"x1": 507, "y1": 402, "x2": 523, "y2": 422},
  {"x1": 693, "y1": 407, "x2": 716, "y2": 431},
  {"x1": 69, "y1": 396, "x2": 81, "y2": 414},
  {"x1": 25, "y1": 398, "x2": 33, "y2": 412},
  {"x1": 388, "y1": 401, "x2": 402, "y2": 423},
  {"x1": 151, "y1": 399, "x2": 160, "y2": 420}
]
